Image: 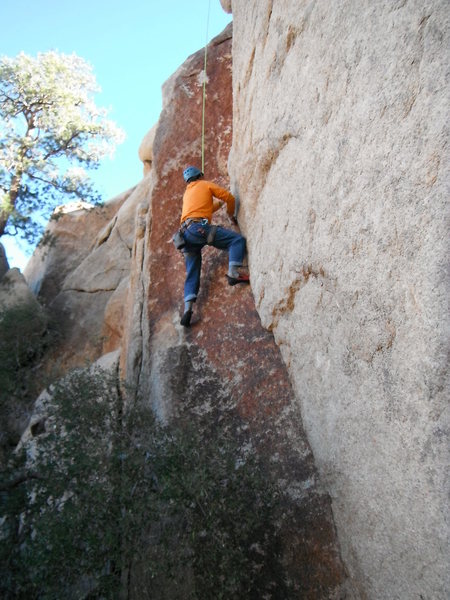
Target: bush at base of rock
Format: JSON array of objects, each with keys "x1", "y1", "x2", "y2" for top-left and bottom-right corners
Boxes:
[{"x1": 0, "y1": 366, "x2": 288, "y2": 600}]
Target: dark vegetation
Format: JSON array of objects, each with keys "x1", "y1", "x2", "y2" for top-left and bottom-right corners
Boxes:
[{"x1": 1, "y1": 360, "x2": 288, "y2": 599}]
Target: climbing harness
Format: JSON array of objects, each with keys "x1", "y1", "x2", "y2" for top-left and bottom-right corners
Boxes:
[
  {"x1": 182, "y1": 219, "x2": 218, "y2": 245},
  {"x1": 173, "y1": 218, "x2": 217, "y2": 252},
  {"x1": 201, "y1": 0, "x2": 211, "y2": 173},
  {"x1": 172, "y1": 230, "x2": 185, "y2": 251},
  {"x1": 206, "y1": 225, "x2": 217, "y2": 245}
]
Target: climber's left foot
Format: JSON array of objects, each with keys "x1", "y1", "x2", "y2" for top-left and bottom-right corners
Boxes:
[{"x1": 180, "y1": 309, "x2": 193, "y2": 327}]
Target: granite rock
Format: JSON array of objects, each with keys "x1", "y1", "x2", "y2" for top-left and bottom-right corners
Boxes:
[
  {"x1": 24, "y1": 197, "x2": 127, "y2": 301},
  {"x1": 130, "y1": 23, "x2": 351, "y2": 597},
  {"x1": 228, "y1": 1, "x2": 450, "y2": 598},
  {"x1": 0, "y1": 268, "x2": 41, "y2": 312}
]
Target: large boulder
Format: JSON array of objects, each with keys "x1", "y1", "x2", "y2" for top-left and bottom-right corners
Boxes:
[
  {"x1": 47, "y1": 179, "x2": 151, "y2": 369},
  {"x1": 138, "y1": 125, "x2": 156, "y2": 176},
  {"x1": 228, "y1": 1, "x2": 449, "y2": 598},
  {"x1": 0, "y1": 268, "x2": 41, "y2": 312},
  {"x1": 219, "y1": 0, "x2": 232, "y2": 13},
  {"x1": 123, "y1": 24, "x2": 351, "y2": 597},
  {"x1": 24, "y1": 197, "x2": 127, "y2": 302},
  {"x1": 23, "y1": 177, "x2": 150, "y2": 371}
]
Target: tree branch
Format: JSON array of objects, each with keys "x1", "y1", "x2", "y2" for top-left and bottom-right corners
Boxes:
[{"x1": 42, "y1": 128, "x2": 85, "y2": 161}]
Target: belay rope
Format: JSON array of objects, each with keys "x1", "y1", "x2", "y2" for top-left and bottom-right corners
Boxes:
[
  {"x1": 201, "y1": 0, "x2": 212, "y2": 173},
  {"x1": 173, "y1": 2, "x2": 212, "y2": 256}
]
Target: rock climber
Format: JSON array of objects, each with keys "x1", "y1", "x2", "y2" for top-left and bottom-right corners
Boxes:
[{"x1": 178, "y1": 166, "x2": 249, "y2": 327}]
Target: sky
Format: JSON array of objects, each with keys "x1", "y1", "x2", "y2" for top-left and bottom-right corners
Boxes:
[{"x1": 1, "y1": 0, "x2": 232, "y2": 269}]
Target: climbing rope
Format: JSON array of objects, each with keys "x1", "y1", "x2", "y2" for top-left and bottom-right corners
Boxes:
[{"x1": 201, "y1": 0, "x2": 211, "y2": 173}]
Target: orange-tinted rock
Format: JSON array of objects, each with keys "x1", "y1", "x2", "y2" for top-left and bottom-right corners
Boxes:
[
  {"x1": 139, "y1": 24, "x2": 349, "y2": 596},
  {"x1": 24, "y1": 181, "x2": 149, "y2": 371},
  {"x1": 24, "y1": 197, "x2": 126, "y2": 303}
]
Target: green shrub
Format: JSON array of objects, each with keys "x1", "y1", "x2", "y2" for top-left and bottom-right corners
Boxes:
[{"x1": 0, "y1": 366, "x2": 286, "y2": 599}]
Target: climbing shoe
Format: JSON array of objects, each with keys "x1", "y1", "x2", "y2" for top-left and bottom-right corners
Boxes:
[
  {"x1": 226, "y1": 273, "x2": 250, "y2": 286},
  {"x1": 180, "y1": 309, "x2": 193, "y2": 327}
]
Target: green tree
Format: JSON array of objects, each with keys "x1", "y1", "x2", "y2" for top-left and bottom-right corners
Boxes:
[{"x1": 0, "y1": 51, "x2": 124, "y2": 243}]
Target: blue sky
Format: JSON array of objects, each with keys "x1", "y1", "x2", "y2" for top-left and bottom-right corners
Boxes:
[{"x1": 1, "y1": 0, "x2": 232, "y2": 268}]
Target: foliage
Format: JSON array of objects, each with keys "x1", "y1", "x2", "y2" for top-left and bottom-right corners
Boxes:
[
  {"x1": 0, "y1": 302, "x2": 51, "y2": 413},
  {"x1": 0, "y1": 366, "x2": 286, "y2": 599},
  {"x1": 0, "y1": 51, "x2": 124, "y2": 242}
]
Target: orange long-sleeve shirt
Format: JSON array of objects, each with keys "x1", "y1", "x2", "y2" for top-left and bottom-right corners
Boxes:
[{"x1": 180, "y1": 179, "x2": 235, "y2": 225}]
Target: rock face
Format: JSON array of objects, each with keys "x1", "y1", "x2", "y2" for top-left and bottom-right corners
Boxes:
[
  {"x1": 219, "y1": 0, "x2": 232, "y2": 13},
  {"x1": 17, "y1": 3, "x2": 448, "y2": 597},
  {"x1": 123, "y1": 24, "x2": 350, "y2": 597},
  {"x1": 24, "y1": 184, "x2": 150, "y2": 369},
  {"x1": 138, "y1": 125, "x2": 156, "y2": 176},
  {"x1": 0, "y1": 268, "x2": 40, "y2": 312},
  {"x1": 24, "y1": 199, "x2": 124, "y2": 301},
  {"x1": 227, "y1": 1, "x2": 449, "y2": 599}
]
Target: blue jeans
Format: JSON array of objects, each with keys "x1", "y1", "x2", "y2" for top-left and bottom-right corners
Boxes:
[{"x1": 182, "y1": 220, "x2": 246, "y2": 302}]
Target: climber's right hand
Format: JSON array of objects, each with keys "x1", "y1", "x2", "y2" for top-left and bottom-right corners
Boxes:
[{"x1": 233, "y1": 196, "x2": 240, "y2": 221}]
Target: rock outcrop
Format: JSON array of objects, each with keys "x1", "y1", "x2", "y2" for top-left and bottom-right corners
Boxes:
[
  {"x1": 0, "y1": 268, "x2": 41, "y2": 312},
  {"x1": 121, "y1": 23, "x2": 350, "y2": 597},
  {"x1": 219, "y1": 0, "x2": 232, "y2": 13},
  {"x1": 138, "y1": 125, "x2": 156, "y2": 176},
  {"x1": 15, "y1": 2, "x2": 449, "y2": 598},
  {"x1": 24, "y1": 184, "x2": 150, "y2": 369},
  {"x1": 227, "y1": 1, "x2": 449, "y2": 599},
  {"x1": 24, "y1": 199, "x2": 125, "y2": 301}
]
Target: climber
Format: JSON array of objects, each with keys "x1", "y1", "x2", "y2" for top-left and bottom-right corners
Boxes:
[{"x1": 178, "y1": 166, "x2": 249, "y2": 327}]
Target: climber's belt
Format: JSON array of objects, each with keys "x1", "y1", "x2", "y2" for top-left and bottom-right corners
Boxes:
[
  {"x1": 180, "y1": 219, "x2": 217, "y2": 245},
  {"x1": 181, "y1": 218, "x2": 208, "y2": 229}
]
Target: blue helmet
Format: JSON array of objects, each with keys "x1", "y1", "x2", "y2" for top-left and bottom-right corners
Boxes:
[{"x1": 183, "y1": 166, "x2": 203, "y2": 182}]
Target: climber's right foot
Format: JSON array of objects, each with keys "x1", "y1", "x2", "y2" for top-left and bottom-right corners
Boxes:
[
  {"x1": 226, "y1": 273, "x2": 250, "y2": 286},
  {"x1": 180, "y1": 309, "x2": 193, "y2": 327}
]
